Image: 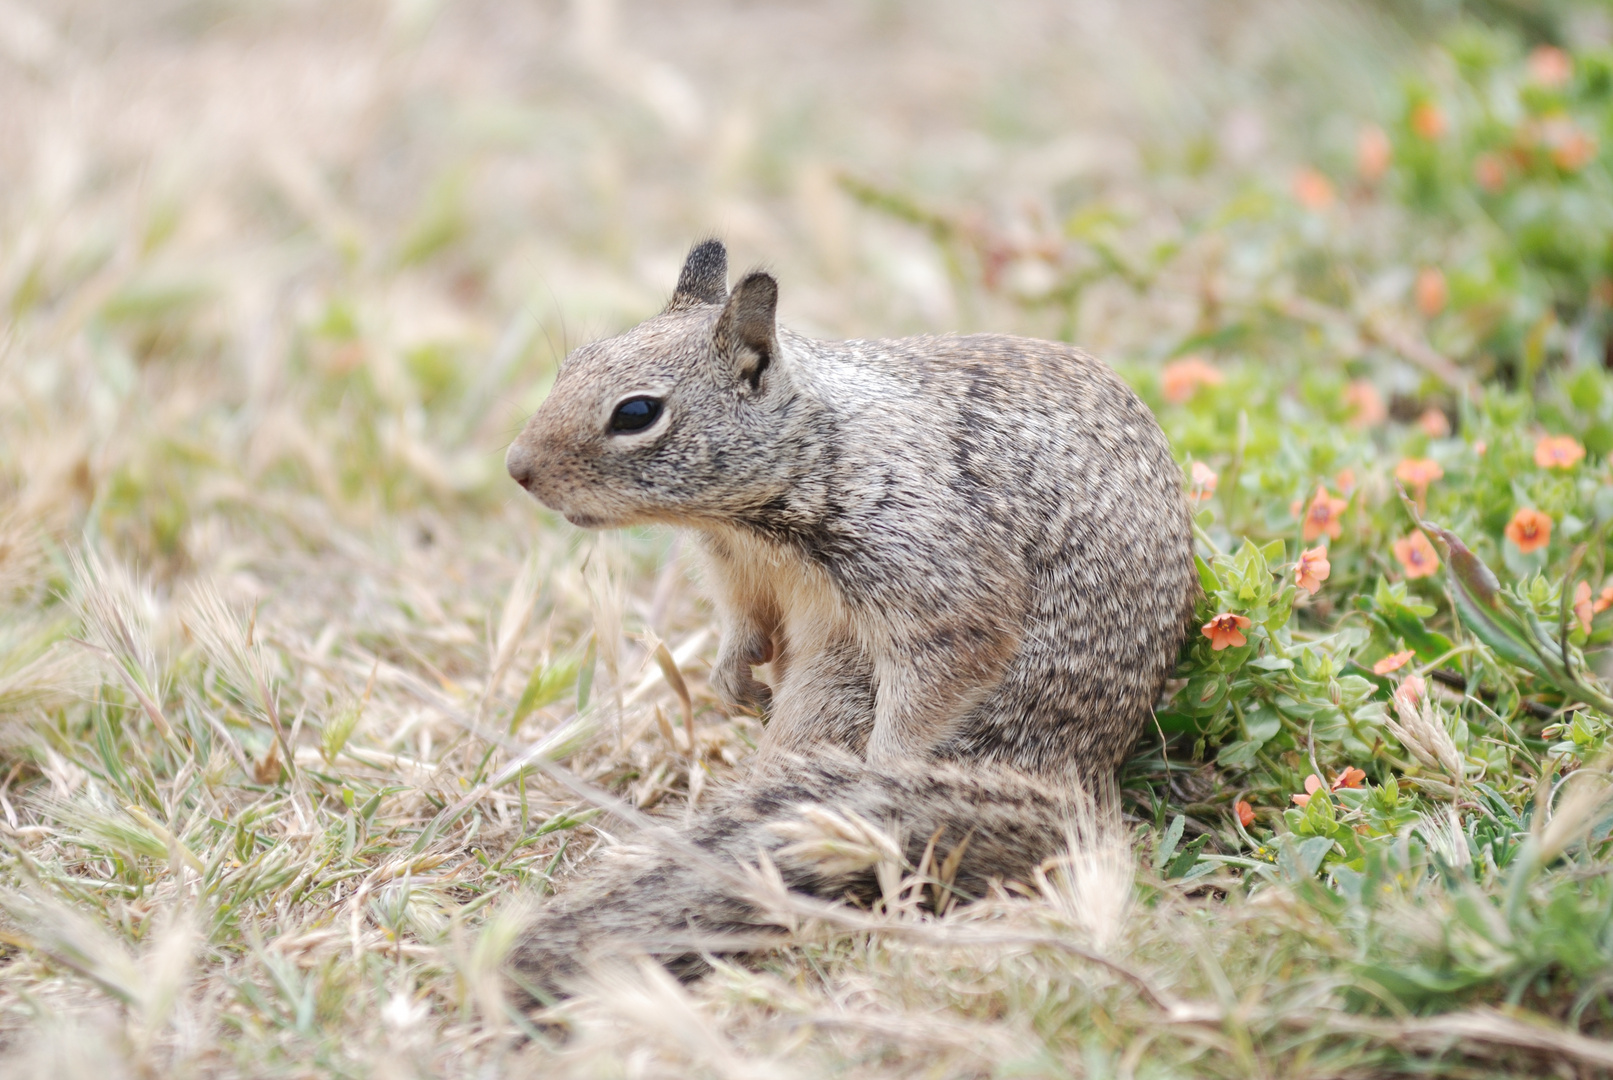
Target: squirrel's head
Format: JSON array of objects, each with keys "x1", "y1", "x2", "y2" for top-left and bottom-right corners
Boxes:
[{"x1": 507, "y1": 240, "x2": 801, "y2": 528}]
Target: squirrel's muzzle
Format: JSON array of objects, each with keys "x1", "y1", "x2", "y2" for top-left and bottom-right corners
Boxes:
[
  {"x1": 506, "y1": 429, "x2": 610, "y2": 527},
  {"x1": 505, "y1": 443, "x2": 536, "y2": 492},
  {"x1": 505, "y1": 438, "x2": 557, "y2": 506}
]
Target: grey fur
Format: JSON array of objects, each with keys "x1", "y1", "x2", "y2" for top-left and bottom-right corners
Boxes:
[
  {"x1": 505, "y1": 240, "x2": 1196, "y2": 996},
  {"x1": 508, "y1": 750, "x2": 1079, "y2": 996},
  {"x1": 667, "y1": 238, "x2": 729, "y2": 310}
]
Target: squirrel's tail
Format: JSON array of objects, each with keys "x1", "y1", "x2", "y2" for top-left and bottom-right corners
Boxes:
[{"x1": 508, "y1": 750, "x2": 1079, "y2": 1001}]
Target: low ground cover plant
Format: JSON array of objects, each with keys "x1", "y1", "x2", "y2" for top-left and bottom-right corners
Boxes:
[
  {"x1": 845, "y1": 22, "x2": 1613, "y2": 1054},
  {"x1": 4, "y1": 4, "x2": 1613, "y2": 1077}
]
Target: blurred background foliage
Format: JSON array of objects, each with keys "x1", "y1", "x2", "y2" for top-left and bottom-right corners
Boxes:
[{"x1": 6, "y1": 0, "x2": 1613, "y2": 1076}]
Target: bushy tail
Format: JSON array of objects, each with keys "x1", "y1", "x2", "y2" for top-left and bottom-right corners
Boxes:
[{"x1": 508, "y1": 751, "x2": 1079, "y2": 1001}]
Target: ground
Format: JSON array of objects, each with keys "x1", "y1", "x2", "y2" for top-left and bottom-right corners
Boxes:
[{"x1": 4, "y1": 1, "x2": 1613, "y2": 1077}]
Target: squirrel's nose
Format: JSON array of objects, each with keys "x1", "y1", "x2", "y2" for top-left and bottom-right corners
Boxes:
[{"x1": 506, "y1": 444, "x2": 537, "y2": 491}]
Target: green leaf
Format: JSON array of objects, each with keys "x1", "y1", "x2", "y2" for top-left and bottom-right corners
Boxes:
[
  {"x1": 1217, "y1": 739, "x2": 1261, "y2": 769},
  {"x1": 1355, "y1": 962, "x2": 1491, "y2": 1008},
  {"x1": 1182, "y1": 673, "x2": 1229, "y2": 716},
  {"x1": 1247, "y1": 656, "x2": 1294, "y2": 671},
  {"x1": 1244, "y1": 703, "x2": 1282, "y2": 743},
  {"x1": 1376, "y1": 608, "x2": 1454, "y2": 664},
  {"x1": 1593, "y1": 485, "x2": 1613, "y2": 525},
  {"x1": 1152, "y1": 708, "x2": 1198, "y2": 735},
  {"x1": 1233, "y1": 539, "x2": 1273, "y2": 603},
  {"x1": 1278, "y1": 835, "x2": 1335, "y2": 879},
  {"x1": 1166, "y1": 834, "x2": 1210, "y2": 879},
  {"x1": 1373, "y1": 576, "x2": 1437, "y2": 619},
  {"x1": 1302, "y1": 788, "x2": 1338, "y2": 830},
  {"x1": 1448, "y1": 574, "x2": 1552, "y2": 678},
  {"x1": 1275, "y1": 695, "x2": 1322, "y2": 720},
  {"x1": 1155, "y1": 814, "x2": 1186, "y2": 870},
  {"x1": 575, "y1": 636, "x2": 598, "y2": 714},
  {"x1": 510, "y1": 653, "x2": 582, "y2": 732}
]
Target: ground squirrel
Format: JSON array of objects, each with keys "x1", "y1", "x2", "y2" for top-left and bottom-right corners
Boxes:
[{"x1": 504, "y1": 240, "x2": 1196, "y2": 994}]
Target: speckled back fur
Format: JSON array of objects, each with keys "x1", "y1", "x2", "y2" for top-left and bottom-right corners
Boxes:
[{"x1": 504, "y1": 240, "x2": 1196, "y2": 997}]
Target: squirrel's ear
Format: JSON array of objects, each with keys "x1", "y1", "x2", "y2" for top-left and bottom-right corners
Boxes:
[
  {"x1": 713, "y1": 271, "x2": 778, "y2": 389},
  {"x1": 666, "y1": 239, "x2": 728, "y2": 310}
]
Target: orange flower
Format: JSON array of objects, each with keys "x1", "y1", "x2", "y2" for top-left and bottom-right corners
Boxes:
[
  {"x1": 1415, "y1": 267, "x2": 1448, "y2": 317},
  {"x1": 1292, "y1": 167, "x2": 1335, "y2": 211},
  {"x1": 1291, "y1": 770, "x2": 1362, "y2": 804},
  {"x1": 1474, "y1": 152, "x2": 1508, "y2": 193},
  {"x1": 1332, "y1": 766, "x2": 1367, "y2": 790},
  {"x1": 1529, "y1": 45, "x2": 1573, "y2": 87},
  {"x1": 1411, "y1": 102, "x2": 1447, "y2": 140},
  {"x1": 1373, "y1": 650, "x2": 1415, "y2": 675},
  {"x1": 1189, "y1": 460, "x2": 1218, "y2": 500},
  {"x1": 1335, "y1": 467, "x2": 1357, "y2": 494},
  {"x1": 1202, "y1": 612, "x2": 1252, "y2": 651},
  {"x1": 1418, "y1": 408, "x2": 1451, "y2": 438},
  {"x1": 1236, "y1": 800, "x2": 1256, "y2": 828},
  {"x1": 1302, "y1": 487, "x2": 1347, "y2": 542},
  {"x1": 1292, "y1": 773, "x2": 1325, "y2": 807},
  {"x1": 1397, "y1": 457, "x2": 1443, "y2": 513},
  {"x1": 1504, "y1": 508, "x2": 1552, "y2": 554},
  {"x1": 1394, "y1": 531, "x2": 1440, "y2": 579},
  {"x1": 1343, "y1": 380, "x2": 1387, "y2": 428},
  {"x1": 1394, "y1": 457, "x2": 1444, "y2": 488},
  {"x1": 1569, "y1": 580, "x2": 1613, "y2": 633},
  {"x1": 1395, "y1": 674, "x2": 1426, "y2": 709},
  {"x1": 1534, "y1": 434, "x2": 1585, "y2": 469},
  {"x1": 1295, "y1": 546, "x2": 1331, "y2": 596},
  {"x1": 1161, "y1": 356, "x2": 1224, "y2": 404},
  {"x1": 1543, "y1": 119, "x2": 1597, "y2": 171},
  {"x1": 1357, "y1": 125, "x2": 1392, "y2": 182},
  {"x1": 1473, "y1": 439, "x2": 1487, "y2": 456},
  {"x1": 1554, "y1": 130, "x2": 1597, "y2": 171}
]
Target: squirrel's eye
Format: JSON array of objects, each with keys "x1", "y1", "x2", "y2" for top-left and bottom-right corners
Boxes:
[{"x1": 609, "y1": 396, "x2": 664, "y2": 433}]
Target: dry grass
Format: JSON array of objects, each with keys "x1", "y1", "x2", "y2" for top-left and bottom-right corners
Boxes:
[{"x1": 3, "y1": 1, "x2": 1608, "y2": 1076}]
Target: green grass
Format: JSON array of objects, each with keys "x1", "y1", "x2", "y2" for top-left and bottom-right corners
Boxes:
[{"x1": 4, "y1": 1, "x2": 1613, "y2": 1076}]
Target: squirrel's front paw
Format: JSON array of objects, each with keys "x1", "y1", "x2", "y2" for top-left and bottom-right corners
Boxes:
[{"x1": 709, "y1": 648, "x2": 773, "y2": 715}]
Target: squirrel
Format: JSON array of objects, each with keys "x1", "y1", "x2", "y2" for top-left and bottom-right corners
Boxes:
[{"x1": 503, "y1": 239, "x2": 1196, "y2": 996}]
